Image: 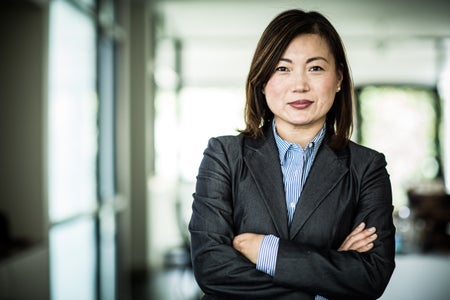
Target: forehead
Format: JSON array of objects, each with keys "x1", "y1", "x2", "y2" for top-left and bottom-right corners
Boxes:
[{"x1": 282, "y1": 34, "x2": 332, "y2": 58}]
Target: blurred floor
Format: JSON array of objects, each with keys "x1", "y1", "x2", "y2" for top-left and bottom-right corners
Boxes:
[
  {"x1": 380, "y1": 253, "x2": 450, "y2": 300},
  {"x1": 132, "y1": 253, "x2": 450, "y2": 300},
  {"x1": 131, "y1": 246, "x2": 202, "y2": 300},
  {"x1": 131, "y1": 267, "x2": 200, "y2": 300}
]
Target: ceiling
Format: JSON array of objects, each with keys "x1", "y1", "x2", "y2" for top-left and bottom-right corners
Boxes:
[{"x1": 155, "y1": 0, "x2": 450, "y2": 88}]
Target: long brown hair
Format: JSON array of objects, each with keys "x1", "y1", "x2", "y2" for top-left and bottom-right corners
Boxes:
[{"x1": 240, "y1": 9, "x2": 354, "y2": 150}]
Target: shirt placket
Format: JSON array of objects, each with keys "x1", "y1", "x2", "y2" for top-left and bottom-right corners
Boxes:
[{"x1": 286, "y1": 146, "x2": 304, "y2": 225}]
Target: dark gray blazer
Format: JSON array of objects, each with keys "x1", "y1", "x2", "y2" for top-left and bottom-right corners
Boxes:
[{"x1": 189, "y1": 125, "x2": 396, "y2": 300}]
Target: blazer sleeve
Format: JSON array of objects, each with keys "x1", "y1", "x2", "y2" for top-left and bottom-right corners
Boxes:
[
  {"x1": 273, "y1": 151, "x2": 396, "y2": 300},
  {"x1": 189, "y1": 137, "x2": 297, "y2": 299}
]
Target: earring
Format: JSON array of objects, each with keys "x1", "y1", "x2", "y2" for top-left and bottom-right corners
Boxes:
[{"x1": 337, "y1": 86, "x2": 341, "y2": 92}]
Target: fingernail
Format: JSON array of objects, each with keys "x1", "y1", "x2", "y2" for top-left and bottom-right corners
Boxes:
[
  {"x1": 359, "y1": 222, "x2": 365, "y2": 228},
  {"x1": 368, "y1": 227, "x2": 376, "y2": 232}
]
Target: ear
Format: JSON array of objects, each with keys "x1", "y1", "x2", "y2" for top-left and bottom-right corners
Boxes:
[{"x1": 336, "y1": 66, "x2": 343, "y2": 91}]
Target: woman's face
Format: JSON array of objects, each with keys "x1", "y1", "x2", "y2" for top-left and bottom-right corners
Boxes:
[{"x1": 264, "y1": 34, "x2": 342, "y2": 133}]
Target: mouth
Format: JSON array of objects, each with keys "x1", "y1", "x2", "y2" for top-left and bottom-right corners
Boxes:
[{"x1": 288, "y1": 100, "x2": 313, "y2": 109}]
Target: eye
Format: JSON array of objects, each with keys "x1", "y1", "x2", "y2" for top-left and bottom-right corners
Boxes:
[
  {"x1": 309, "y1": 66, "x2": 324, "y2": 72},
  {"x1": 275, "y1": 66, "x2": 290, "y2": 72}
]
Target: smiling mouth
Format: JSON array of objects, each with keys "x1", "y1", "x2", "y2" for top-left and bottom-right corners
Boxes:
[{"x1": 288, "y1": 100, "x2": 313, "y2": 109}]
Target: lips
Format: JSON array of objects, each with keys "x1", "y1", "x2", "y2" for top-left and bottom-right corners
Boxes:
[{"x1": 288, "y1": 100, "x2": 313, "y2": 109}]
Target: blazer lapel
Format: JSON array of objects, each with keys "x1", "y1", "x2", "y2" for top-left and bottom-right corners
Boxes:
[
  {"x1": 289, "y1": 143, "x2": 349, "y2": 239},
  {"x1": 244, "y1": 132, "x2": 289, "y2": 239}
]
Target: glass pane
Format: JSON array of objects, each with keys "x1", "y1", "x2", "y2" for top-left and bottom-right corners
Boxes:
[
  {"x1": 48, "y1": 0, "x2": 98, "y2": 222},
  {"x1": 359, "y1": 86, "x2": 438, "y2": 208},
  {"x1": 154, "y1": 87, "x2": 244, "y2": 181},
  {"x1": 153, "y1": 87, "x2": 245, "y2": 244},
  {"x1": 49, "y1": 217, "x2": 97, "y2": 300}
]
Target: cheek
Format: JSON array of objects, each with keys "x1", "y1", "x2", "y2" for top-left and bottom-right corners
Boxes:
[
  {"x1": 320, "y1": 76, "x2": 339, "y2": 92},
  {"x1": 318, "y1": 78, "x2": 338, "y2": 100},
  {"x1": 321, "y1": 89, "x2": 336, "y2": 106},
  {"x1": 321, "y1": 97, "x2": 335, "y2": 113},
  {"x1": 264, "y1": 78, "x2": 285, "y2": 102},
  {"x1": 315, "y1": 83, "x2": 337, "y2": 111}
]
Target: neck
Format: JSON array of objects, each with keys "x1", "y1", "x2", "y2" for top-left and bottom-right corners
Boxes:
[{"x1": 275, "y1": 121, "x2": 325, "y2": 148}]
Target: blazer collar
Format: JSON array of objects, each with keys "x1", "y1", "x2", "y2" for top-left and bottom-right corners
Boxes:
[
  {"x1": 243, "y1": 126, "x2": 290, "y2": 239},
  {"x1": 289, "y1": 140, "x2": 349, "y2": 239}
]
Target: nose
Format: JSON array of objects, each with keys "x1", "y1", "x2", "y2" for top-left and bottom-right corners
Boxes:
[{"x1": 292, "y1": 71, "x2": 309, "y2": 92}]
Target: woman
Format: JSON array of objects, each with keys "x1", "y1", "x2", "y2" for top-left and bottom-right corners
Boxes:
[{"x1": 189, "y1": 9, "x2": 395, "y2": 300}]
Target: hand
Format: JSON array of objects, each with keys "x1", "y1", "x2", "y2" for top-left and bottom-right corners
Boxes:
[
  {"x1": 233, "y1": 233, "x2": 265, "y2": 264},
  {"x1": 338, "y1": 222, "x2": 377, "y2": 252}
]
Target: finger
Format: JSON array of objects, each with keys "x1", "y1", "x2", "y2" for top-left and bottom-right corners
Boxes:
[
  {"x1": 233, "y1": 234, "x2": 246, "y2": 251},
  {"x1": 232, "y1": 238, "x2": 240, "y2": 251},
  {"x1": 351, "y1": 222, "x2": 366, "y2": 235},
  {"x1": 355, "y1": 242, "x2": 374, "y2": 253},
  {"x1": 347, "y1": 227, "x2": 376, "y2": 245},
  {"x1": 340, "y1": 223, "x2": 366, "y2": 245},
  {"x1": 349, "y1": 233, "x2": 377, "y2": 250},
  {"x1": 232, "y1": 233, "x2": 257, "y2": 252},
  {"x1": 339, "y1": 227, "x2": 376, "y2": 251}
]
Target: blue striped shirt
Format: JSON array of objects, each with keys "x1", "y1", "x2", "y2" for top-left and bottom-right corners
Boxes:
[
  {"x1": 275, "y1": 125, "x2": 325, "y2": 224},
  {"x1": 256, "y1": 121, "x2": 326, "y2": 299}
]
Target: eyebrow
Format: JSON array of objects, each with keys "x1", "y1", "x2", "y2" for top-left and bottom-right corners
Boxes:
[{"x1": 279, "y1": 56, "x2": 329, "y2": 64}]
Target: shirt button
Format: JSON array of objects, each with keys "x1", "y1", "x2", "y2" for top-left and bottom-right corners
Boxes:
[{"x1": 290, "y1": 202, "x2": 296, "y2": 208}]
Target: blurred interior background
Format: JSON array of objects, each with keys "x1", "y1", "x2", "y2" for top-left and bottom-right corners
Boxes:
[{"x1": 1, "y1": 0, "x2": 450, "y2": 299}]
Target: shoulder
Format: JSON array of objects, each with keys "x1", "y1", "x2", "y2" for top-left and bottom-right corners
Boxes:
[
  {"x1": 345, "y1": 140, "x2": 388, "y2": 171},
  {"x1": 207, "y1": 131, "x2": 270, "y2": 151},
  {"x1": 205, "y1": 133, "x2": 272, "y2": 163},
  {"x1": 202, "y1": 134, "x2": 247, "y2": 164},
  {"x1": 206, "y1": 134, "x2": 245, "y2": 152},
  {"x1": 347, "y1": 140, "x2": 383, "y2": 158},
  {"x1": 200, "y1": 134, "x2": 255, "y2": 175}
]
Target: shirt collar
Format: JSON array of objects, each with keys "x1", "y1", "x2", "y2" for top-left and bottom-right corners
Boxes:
[{"x1": 272, "y1": 120, "x2": 326, "y2": 165}]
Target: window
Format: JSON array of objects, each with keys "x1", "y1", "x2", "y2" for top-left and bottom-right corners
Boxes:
[
  {"x1": 48, "y1": 0, "x2": 98, "y2": 223},
  {"x1": 356, "y1": 86, "x2": 441, "y2": 209},
  {"x1": 49, "y1": 217, "x2": 97, "y2": 300},
  {"x1": 48, "y1": 1, "x2": 97, "y2": 299}
]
